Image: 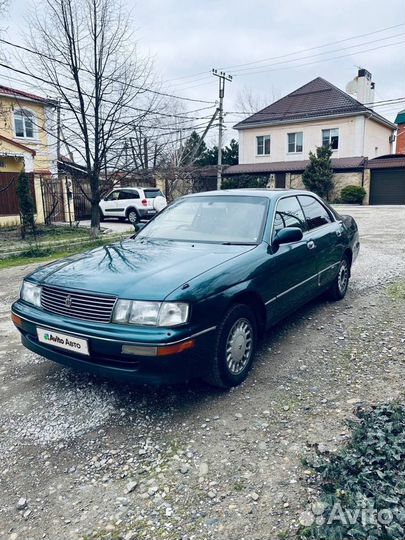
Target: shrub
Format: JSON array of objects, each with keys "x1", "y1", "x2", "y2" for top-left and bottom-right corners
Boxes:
[
  {"x1": 222, "y1": 174, "x2": 268, "y2": 190},
  {"x1": 16, "y1": 171, "x2": 36, "y2": 239},
  {"x1": 302, "y1": 146, "x2": 335, "y2": 201},
  {"x1": 340, "y1": 185, "x2": 366, "y2": 204},
  {"x1": 299, "y1": 403, "x2": 405, "y2": 540}
]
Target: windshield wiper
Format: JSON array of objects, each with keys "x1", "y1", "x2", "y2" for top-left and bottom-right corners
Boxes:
[{"x1": 221, "y1": 241, "x2": 256, "y2": 245}]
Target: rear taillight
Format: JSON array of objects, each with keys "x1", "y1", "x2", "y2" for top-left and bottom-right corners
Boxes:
[{"x1": 141, "y1": 199, "x2": 148, "y2": 206}]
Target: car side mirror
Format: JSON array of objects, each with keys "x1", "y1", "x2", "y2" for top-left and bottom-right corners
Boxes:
[
  {"x1": 273, "y1": 227, "x2": 303, "y2": 249},
  {"x1": 133, "y1": 222, "x2": 146, "y2": 232}
]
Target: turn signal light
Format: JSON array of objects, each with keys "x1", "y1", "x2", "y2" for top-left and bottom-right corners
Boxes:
[
  {"x1": 157, "y1": 339, "x2": 195, "y2": 356},
  {"x1": 11, "y1": 313, "x2": 22, "y2": 327}
]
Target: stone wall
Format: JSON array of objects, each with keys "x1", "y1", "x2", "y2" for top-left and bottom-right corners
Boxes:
[{"x1": 287, "y1": 170, "x2": 365, "y2": 202}]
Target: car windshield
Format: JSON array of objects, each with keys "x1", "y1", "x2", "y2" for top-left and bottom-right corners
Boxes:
[{"x1": 137, "y1": 195, "x2": 268, "y2": 244}]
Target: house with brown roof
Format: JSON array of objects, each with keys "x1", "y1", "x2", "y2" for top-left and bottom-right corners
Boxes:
[
  {"x1": 0, "y1": 85, "x2": 59, "y2": 225},
  {"x1": 225, "y1": 70, "x2": 403, "y2": 203}
]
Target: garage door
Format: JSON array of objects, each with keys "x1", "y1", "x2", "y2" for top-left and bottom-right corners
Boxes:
[{"x1": 369, "y1": 168, "x2": 405, "y2": 205}]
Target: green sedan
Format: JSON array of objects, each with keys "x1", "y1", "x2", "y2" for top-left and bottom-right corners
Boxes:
[{"x1": 12, "y1": 189, "x2": 359, "y2": 388}]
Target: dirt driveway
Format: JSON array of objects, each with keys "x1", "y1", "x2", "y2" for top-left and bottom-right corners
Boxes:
[{"x1": 0, "y1": 206, "x2": 404, "y2": 540}]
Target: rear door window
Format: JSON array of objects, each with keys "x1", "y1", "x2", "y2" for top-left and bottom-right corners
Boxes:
[
  {"x1": 273, "y1": 196, "x2": 308, "y2": 236},
  {"x1": 298, "y1": 196, "x2": 333, "y2": 230},
  {"x1": 144, "y1": 189, "x2": 163, "y2": 199},
  {"x1": 119, "y1": 190, "x2": 139, "y2": 200}
]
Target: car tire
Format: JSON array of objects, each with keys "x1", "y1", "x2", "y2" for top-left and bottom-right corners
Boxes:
[
  {"x1": 126, "y1": 208, "x2": 139, "y2": 224},
  {"x1": 327, "y1": 255, "x2": 350, "y2": 301},
  {"x1": 203, "y1": 304, "x2": 257, "y2": 389}
]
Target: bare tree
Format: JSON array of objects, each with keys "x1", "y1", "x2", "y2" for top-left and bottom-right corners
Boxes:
[
  {"x1": 26, "y1": 0, "x2": 157, "y2": 236},
  {"x1": 235, "y1": 85, "x2": 280, "y2": 116}
]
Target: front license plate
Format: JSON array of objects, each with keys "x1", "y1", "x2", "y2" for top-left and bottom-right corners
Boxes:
[{"x1": 37, "y1": 327, "x2": 89, "y2": 356}]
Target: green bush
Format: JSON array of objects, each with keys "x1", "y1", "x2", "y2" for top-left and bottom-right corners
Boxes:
[
  {"x1": 302, "y1": 146, "x2": 335, "y2": 201},
  {"x1": 340, "y1": 185, "x2": 366, "y2": 204},
  {"x1": 222, "y1": 174, "x2": 268, "y2": 190},
  {"x1": 16, "y1": 171, "x2": 36, "y2": 239},
  {"x1": 299, "y1": 403, "x2": 405, "y2": 540}
]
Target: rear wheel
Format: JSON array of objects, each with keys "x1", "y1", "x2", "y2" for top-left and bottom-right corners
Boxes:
[
  {"x1": 327, "y1": 255, "x2": 350, "y2": 301},
  {"x1": 203, "y1": 304, "x2": 257, "y2": 389},
  {"x1": 126, "y1": 208, "x2": 139, "y2": 224}
]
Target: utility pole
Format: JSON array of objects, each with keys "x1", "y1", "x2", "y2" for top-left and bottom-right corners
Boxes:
[{"x1": 212, "y1": 69, "x2": 232, "y2": 190}]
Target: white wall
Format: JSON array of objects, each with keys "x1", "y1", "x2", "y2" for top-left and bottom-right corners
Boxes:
[
  {"x1": 363, "y1": 118, "x2": 394, "y2": 157},
  {"x1": 238, "y1": 115, "x2": 393, "y2": 164}
]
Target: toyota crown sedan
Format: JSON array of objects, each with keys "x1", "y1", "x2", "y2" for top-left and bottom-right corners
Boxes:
[{"x1": 11, "y1": 189, "x2": 359, "y2": 388}]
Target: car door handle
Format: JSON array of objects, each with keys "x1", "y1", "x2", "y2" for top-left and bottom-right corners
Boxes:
[{"x1": 307, "y1": 240, "x2": 316, "y2": 250}]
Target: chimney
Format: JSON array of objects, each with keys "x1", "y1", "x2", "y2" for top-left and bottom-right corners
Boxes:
[
  {"x1": 395, "y1": 109, "x2": 405, "y2": 154},
  {"x1": 346, "y1": 68, "x2": 375, "y2": 105}
]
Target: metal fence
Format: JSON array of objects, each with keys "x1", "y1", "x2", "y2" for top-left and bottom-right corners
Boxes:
[
  {"x1": 40, "y1": 176, "x2": 65, "y2": 223},
  {"x1": 0, "y1": 172, "x2": 35, "y2": 216}
]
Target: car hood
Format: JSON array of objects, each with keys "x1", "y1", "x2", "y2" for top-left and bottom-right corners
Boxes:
[{"x1": 28, "y1": 239, "x2": 255, "y2": 300}]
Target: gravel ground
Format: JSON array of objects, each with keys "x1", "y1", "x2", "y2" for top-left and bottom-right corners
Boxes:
[{"x1": 0, "y1": 205, "x2": 404, "y2": 540}]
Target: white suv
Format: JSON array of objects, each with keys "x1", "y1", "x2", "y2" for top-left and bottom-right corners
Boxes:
[{"x1": 99, "y1": 187, "x2": 167, "y2": 224}]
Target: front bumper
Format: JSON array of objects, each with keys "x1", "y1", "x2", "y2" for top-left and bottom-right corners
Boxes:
[{"x1": 11, "y1": 300, "x2": 215, "y2": 384}]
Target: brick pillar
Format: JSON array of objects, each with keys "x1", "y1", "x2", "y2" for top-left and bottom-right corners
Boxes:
[
  {"x1": 396, "y1": 124, "x2": 405, "y2": 154},
  {"x1": 362, "y1": 169, "x2": 371, "y2": 205}
]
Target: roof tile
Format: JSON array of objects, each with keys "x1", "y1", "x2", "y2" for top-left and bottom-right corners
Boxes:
[{"x1": 234, "y1": 77, "x2": 391, "y2": 128}]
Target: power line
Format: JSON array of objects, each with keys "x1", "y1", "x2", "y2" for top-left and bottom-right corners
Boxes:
[
  {"x1": 0, "y1": 69, "x2": 217, "y2": 129},
  {"x1": 232, "y1": 40, "x2": 405, "y2": 77},
  {"x1": 160, "y1": 24, "x2": 404, "y2": 86},
  {"x1": 0, "y1": 61, "x2": 217, "y2": 121},
  {"x1": 226, "y1": 97, "x2": 405, "y2": 117},
  {"x1": 221, "y1": 23, "x2": 404, "y2": 71},
  {"x1": 0, "y1": 37, "x2": 216, "y2": 105},
  {"x1": 230, "y1": 33, "x2": 403, "y2": 75}
]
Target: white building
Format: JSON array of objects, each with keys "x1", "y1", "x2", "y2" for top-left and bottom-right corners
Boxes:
[{"x1": 226, "y1": 70, "x2": 397, "y2": 202}]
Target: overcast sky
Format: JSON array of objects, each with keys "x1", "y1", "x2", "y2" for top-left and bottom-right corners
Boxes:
[{"x1": 2, "y1": 0, "x2": 404, "y2": 142}]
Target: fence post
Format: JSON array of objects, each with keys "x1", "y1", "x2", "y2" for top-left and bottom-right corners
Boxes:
[{"x1": 34, "y1": 175, "x2": 45, "y2": 224}]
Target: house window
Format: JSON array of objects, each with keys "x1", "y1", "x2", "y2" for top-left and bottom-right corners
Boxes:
[
  {"x1": 322, "y1": 128, "x2": 339, "y2": 150},
  {"x1": 14, "y1": 109, "x2": 35, "y2": 139},
  {"x1": 287, "y1": 132, "x2": 303, "y2": 153},
  {"x1": 257, "y1": 135, "x2": 270, "y2": 155}
]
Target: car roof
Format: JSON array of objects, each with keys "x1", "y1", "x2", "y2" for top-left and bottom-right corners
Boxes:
[
  {"x1": 183, "y1": 188, "x2": 317, "y2": 200},
  {"x1": 113, "y1": 187, "x2": 160, "y2": 191}
]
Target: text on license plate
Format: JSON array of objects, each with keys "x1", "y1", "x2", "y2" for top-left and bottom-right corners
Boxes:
[{"x1": 37, "y1": 327, "x2": 89, "y2": 356}]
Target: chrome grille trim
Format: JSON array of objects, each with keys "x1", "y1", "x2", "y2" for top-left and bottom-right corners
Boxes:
[{"x1": 41, "y1": 286, "x2": 117, "y2": 322}]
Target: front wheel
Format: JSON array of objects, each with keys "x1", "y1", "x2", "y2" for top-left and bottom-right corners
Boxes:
[
  {"x1": 203, "y1": 304, "x2": 257, "y2": 389},
  {"x1": 327, "y1": 255, "x2": 350, "y2": 301}
]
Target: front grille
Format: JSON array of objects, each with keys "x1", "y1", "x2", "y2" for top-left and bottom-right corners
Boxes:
[{"x1": 41, "y1": 286, "x2": 117, "y2": 323}]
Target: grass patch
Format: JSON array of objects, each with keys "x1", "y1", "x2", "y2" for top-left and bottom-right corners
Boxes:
[
  {"x1": 0, "y1": 224, "x2": 90, "y2": 241},
  {"x1": 387, "y1": 282, "x2": 405, "y2": 301},
  {"x1": 0, "y1": 236, "x2": 126, "y2": 269},
  {"x1": 299, "y1": 403, "x2": 405, "y2": 540}
]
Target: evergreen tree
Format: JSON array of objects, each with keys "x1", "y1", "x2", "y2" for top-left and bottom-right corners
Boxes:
[
  {"x1": 302, "y1": 146, "x2": 335, "y2": 200},
  {"x1": 181, "y1": 131, "x2": 207, "y2": 165},
  {"x1": 16, "y1": 171, "x2": 36, "y2": 239},
  {"x1": 222, "y1": 139, "x2": 238, "y2": 165}
]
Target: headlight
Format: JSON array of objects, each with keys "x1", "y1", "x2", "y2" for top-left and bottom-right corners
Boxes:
[
  {"x1": 112, "y1": 300, "x2": 189, "y2": 327},
  {"x1": 20, "y1": 281, "x2": 42, "y2": 307}
]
